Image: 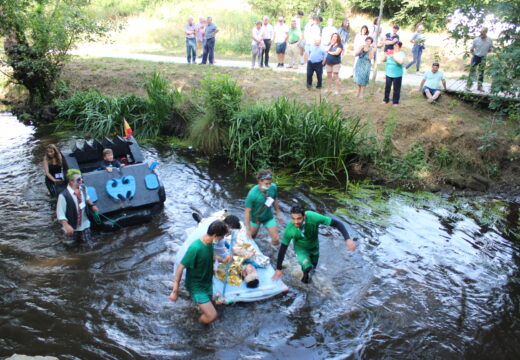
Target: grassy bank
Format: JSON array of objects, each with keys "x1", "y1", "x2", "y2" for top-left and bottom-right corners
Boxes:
[{"x1": 50, "y1": 56, "x2": 519, "y2": 192}]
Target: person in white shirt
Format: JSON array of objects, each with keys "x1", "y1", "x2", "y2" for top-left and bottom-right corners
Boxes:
[
  {"x1": 351, "y1": 25, "x2": 369, "y2": 77},
  {"x1": 251, "y1": 21, "x2": 265, "y2": 69},
  {"x1": 321, "y1": 18, "x2": 336, "y2": 46},
  {"x1": 273, "y1": 16, "x2": 289, "y2": 67},
  {"x1": 303, "y1": 16, "x2": 321, "y2": 63},
  {"x1": 261, "y1": 16, "x2": 274, "y2": 68}
]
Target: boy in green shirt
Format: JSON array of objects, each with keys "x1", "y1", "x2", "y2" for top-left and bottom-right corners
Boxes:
[
  {"x1": 273, "y1": 205, "x2": 356, "y2": 283},
  {"x1": 244, "y1": 169, "x2": 283, "y2": 245},
  {"x1": 170, "y1": 220, "x2": 228, "y2": 324}
]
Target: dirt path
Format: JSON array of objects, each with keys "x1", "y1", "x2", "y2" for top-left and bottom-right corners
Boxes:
[{"x1": 71, "y1": 44, "x2": 491, "y2": 95}]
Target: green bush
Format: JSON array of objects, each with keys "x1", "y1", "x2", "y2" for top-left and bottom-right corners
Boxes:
[
  {"x1": 189, "y1": 73, "x2": 242, "y2": 154},
  {"x1": 228, "y1": 97, "x2": 364, "y2": 180},
  {"x1": 55, "y1": 72, "x2": 187, "y2": 140}
]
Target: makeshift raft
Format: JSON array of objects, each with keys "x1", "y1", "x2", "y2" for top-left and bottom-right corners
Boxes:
[
  {"x1": 61, "y1": 136, "x2": 166, "y2": 230},
  {"x1": 175, "y1": 213, "x2": 289, "y2": 304}
]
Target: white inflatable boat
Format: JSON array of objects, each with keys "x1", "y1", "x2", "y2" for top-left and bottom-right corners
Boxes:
[{"x1": 175, "y1": 212, "x2": 289, "y2": 304}]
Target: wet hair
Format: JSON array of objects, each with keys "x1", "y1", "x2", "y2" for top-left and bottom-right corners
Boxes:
[
  {"x1": 207, "y1": 220, "x2": 228, "y2": 237},
  {"x1": 102, "y1": 148, "x2": 113, "y2": 157},
  {"x1": 360, "y1": 25, "x2": 369, "y2": 36},
  {"x1": 290, "y1": 205, "x2": 306, "y2": 216},
  {"x1": 297, "y1": 10, "x2": 304, "y2": 16},
  {"x1": 366, "y1": 36, "x2": 374, "y2": 44},
  {"x1": 395, "y1": 41, "x2": 403, "y2": 49},
  {"x1": 246, "y1": 278, "x2": 259, "y2": 288},
  {"x1": 45, "y1": 144, "x2": 62, "y2": 166},
  {"x1": 256, "y1": 169, "x2": 273, "y2": 181},
  {"x1": 330, "y1": 33, "x2": 342, "y2": 46},
  {"x1": 224, "y1": 215, "x2": 241, "y2": 230},
  {"x1": 66, "y1": 168, "x2": 81, "y2": 182}
]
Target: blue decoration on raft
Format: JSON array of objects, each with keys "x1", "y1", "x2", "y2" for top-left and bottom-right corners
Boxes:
[{"x1": 106, "y1": 176, "x2": 136, "y2": 200}]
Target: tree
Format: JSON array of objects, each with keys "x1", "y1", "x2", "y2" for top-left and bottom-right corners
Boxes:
[
  {"x1": 0, "y1": 0, "x2": 109, "y2": 106},
  {"x1": 248, "y1": 0, "x2": 344, "y2": 19}
]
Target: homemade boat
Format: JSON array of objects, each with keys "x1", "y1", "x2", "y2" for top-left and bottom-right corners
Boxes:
[
  {"x1": 60, "y1": 136, "x2": 166, "y2": 230},
  {"x1": 175, "y1": 211, "x2": 289, "y2": 304}
]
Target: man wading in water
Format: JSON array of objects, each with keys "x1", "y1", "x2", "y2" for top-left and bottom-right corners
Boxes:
[
  {"x1": 170, "y1": 220, "x2": 228, "y2": 324},
  {"x1": 273, "y1": 205, "x2": 356, "y2": 283}
]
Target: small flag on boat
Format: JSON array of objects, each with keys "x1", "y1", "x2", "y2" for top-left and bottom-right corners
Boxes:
[{"x1": 123, "y1": 118, "x2": 133, "y2": 139}]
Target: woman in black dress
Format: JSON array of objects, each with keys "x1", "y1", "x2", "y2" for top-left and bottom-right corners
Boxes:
[{"x1": 43, "y1": 144, "x2": 64, "y2": 196}]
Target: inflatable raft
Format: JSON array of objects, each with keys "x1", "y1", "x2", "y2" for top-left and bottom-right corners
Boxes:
[
  {"x1": 175, "y1": 212, "x2": 289, "y2": 304},
  {"x1": 61, "y1": 136, "x2": 166, "y2": 230}
]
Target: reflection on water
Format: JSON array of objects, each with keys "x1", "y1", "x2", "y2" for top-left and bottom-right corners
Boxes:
[{"x1": 0, "y1": 113, "x2": 518, "y2": 359}]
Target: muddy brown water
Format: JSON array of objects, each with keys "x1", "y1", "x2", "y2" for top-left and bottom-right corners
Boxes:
[{"x1": 0, "y1": 113, "x2": 518, "y2": 359}]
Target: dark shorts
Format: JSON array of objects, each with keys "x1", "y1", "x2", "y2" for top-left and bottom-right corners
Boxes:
[
  {"x1": 276, "y1": 42, "x2": 287, "y2": 54},
  {"x1": 422, "y1": 86, "x2": 441, "y2": 97},
  {"x1": 63, "y1": 228, "x2": 92, "y2": 246}
]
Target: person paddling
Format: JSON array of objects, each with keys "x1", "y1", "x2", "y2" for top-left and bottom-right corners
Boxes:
[
  {"x1": 170, "y1": 220, "x2": 228, "y2": 324},
  {"x1": 244, "y1": 169, "x2": 283, "y2": 245},
  {"x1": 273, "y1": 205, "x2": 356, "y2": 283}
]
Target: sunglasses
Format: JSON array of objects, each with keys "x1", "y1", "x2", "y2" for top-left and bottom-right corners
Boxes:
[{"x1": 74, "y1": 177, "x2": 83, "y2": 183}]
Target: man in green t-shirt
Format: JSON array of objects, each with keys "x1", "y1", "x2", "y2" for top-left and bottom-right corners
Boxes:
[
  {"x1": 244, "y1": 169, "x2": 283, "y2": 246},
  {"x1": 273, "y1": 205, "x2": 356, "y2": 283},
  {"x1": 170, "y1": 220, "x2": 228, "y2": 324}
]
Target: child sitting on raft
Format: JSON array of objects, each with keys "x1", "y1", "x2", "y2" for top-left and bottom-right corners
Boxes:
[{"x1": 100, "y1": 148, "x2": 125, "y2": 172}]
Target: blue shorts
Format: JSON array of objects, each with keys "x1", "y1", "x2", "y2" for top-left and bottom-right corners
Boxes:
[
  {"x1": 276, "y1": 42, "x2": 287, "y2": 54},
  {"x1": 422, "y1": 86, "x2": 440, "y2": 96}
]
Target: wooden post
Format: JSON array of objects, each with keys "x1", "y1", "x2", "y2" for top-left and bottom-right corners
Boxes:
[{"x1": 370, "y1": 0, "x2": 385, "y2": 91}]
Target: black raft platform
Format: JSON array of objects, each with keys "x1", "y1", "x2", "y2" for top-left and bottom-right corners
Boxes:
[{"x1": 61, "y1": 136, "x2": 166, "y2": 231}]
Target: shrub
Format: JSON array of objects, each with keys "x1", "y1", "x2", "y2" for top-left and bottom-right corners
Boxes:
[
  {"x1": 228, "y1": 97, "x2": 364, "y2": 181},
  {"x1": 189, "y1": 73, "x2": 242, "y2": 154}
]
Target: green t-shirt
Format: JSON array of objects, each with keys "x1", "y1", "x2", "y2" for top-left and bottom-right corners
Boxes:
[
  {"x1": 181, "y1": 238, "x2": 214, "y2": 295},
  {"x1": 282, "y1": 211, "x2": 332, "y2": 250},
  {"x1": 288, "y1": 27, "x2": 300, "y2": 43},
  {"x1": 245, "y1": 183, "x2": 278, "y2": 223}
]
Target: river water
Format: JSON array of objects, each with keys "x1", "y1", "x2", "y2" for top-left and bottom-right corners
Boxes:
[{"x1": 0, "y1": 113, "x2": 518, "y2": 359}]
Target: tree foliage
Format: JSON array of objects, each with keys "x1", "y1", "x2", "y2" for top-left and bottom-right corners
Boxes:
[
  {"x1": 247, "y1": 0, "x2": 345, "y2": 19},
  {"x1": 0, "y1": 0, "x2": 109, "y2": 106}
]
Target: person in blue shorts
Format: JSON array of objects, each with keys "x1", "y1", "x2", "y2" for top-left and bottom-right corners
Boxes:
[
  {"x1": 244, "y1": 169, "x2": 283, "y2": 246},
  {"x1": 418, "y1": 62, "x2": 447, "y2": 104}
]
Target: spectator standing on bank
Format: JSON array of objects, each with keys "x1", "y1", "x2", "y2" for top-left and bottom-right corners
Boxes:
[
  {"x1": 351, "y1": 25, "x2": 369, "y2": 76},
  {"x1": 251, "y1": 21, "x2": 265, "y2": 69},
  {"x1": 195, "y1": 17, "x2": 206, "y2": 58},
  {"x1": 337, "y1": 18, "x2": 351, "y2": 53},
  {"x1": 466, "y1": 27, "x2": 493, "y2": 92},
  {"x1": 354, "y1": 37, "x2": 375, "y2": 98},
  {"x1": 184, "y1": 17, "x2": 197, "y2": 64},
  {"x1": 324, "y1": 33, "x2": 343, "y2": 94},
  {"x1": 261, "y1": 16, "x2": 274, "y2": 68},
  {"x1": 419, "y1": 62, "x2": 447, "y2": 103},
  {"x1": 287, "y1": 18, "x2": 302, "y2": 69},
  {"x1": 380, "y1": 24, "x2": 400, "y2": 52},
  {"x1": 381, "y1": 41, "x2": 407, "y2": 106},
  {"x1": 295, "y1": 10, "x2": 305, "y2": 64},
  {"x1": 321, "y1": 18, "x2": 336, "y2": 46},
  {"x1": 273, "y1": 16, "x2": 289, "y2": 67},
  {"x1": 303, "y1": 16, "x2": 321, "y2": 63},
  {"x1": 201, "y1": 16, "x2": 219, "y2": 65},
  {"x1": 369, "y1": 17, "x2": 382, "y2": 64},
  {"x1": 306, "y1": 38, "x2": 327, "y2": 89},
  {"x1": 406, "y1": 23, "x2": 426, "y2": 73}
]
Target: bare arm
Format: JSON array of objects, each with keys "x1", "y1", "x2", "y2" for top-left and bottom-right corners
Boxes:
[
  {"x1": 419, "y1": 79, "x2": 425, "y2": 91},
  {"x1": 392, "y1": 52, "x2": 405, "y2": 65},
  {"x1": 274, "y1": 198, "x2": 282, "y2": 223},
  {"x1": 43, "y1": 157, "x2": 55, "y2": 181},
  {"x1": 442, "y1": 79, "x2": 447, "y2": 91},
  {"x1": 169, "y1": 264, "x2": 185, "y2": 302},
  {"x1": 354, "y1": 45, "x2": 363, "y2": 57},
  {"x1": 244, "y1": 207, "x2": 252, "y2": 238},
  {"x1": 368, "y1": 48, "x2": 375, "y2": 60}
]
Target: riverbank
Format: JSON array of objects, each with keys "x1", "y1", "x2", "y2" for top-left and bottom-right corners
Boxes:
[
  {"x1": 2, "y1": 55, "x2": 518, "y2": 193},
  {"x1": 58, "y1": 57, "x2": 519, "y2": 193}
]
